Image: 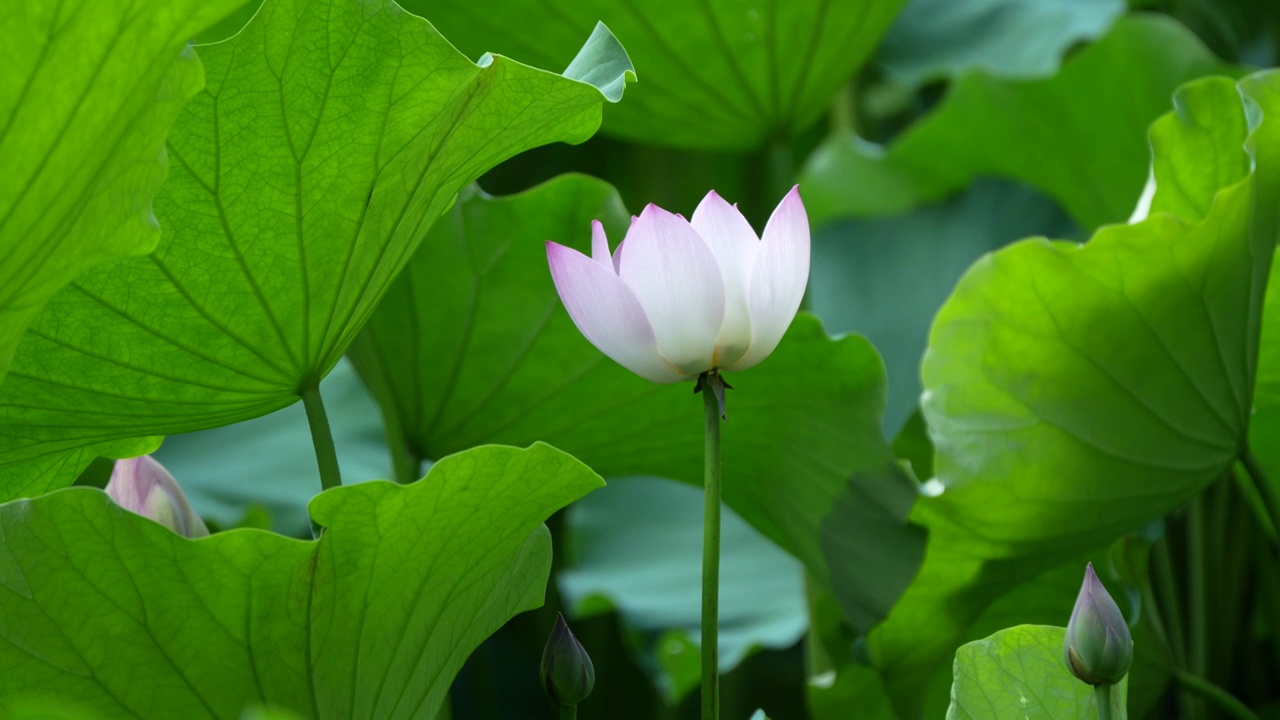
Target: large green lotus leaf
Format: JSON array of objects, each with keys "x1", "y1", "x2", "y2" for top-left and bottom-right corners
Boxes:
[
  {"x1": 809, "y1": 179, "x2": 1078, "y2": 434},
  {"x1": 865, "y1": 71, "x2": 1280, "y2": 716},
  {"x1": 801, "y1": 15, "x2": 1234, "y2": 230},
  {"x1": 876, "y1": 0, "x2": 1124, "y2": 87},
  {"x1": 0, "y1": 0, "x2": 632, "y2": 499},
  {"x1": 0, "y1": 443, "x2": 602, "y2": 718},
  {"x1": 947, "y1": 626, "x2": 1128, "y2": 720},
  {"x1": 411, "y1": 0, "x2": 905, "y2": 151},
  {"x1": 347, "y1": 174, "x2": 926, "y2": 634},
  {"x1": 558, "y1": 476, "x2": 807, "y2": 704},
  {"x1": 0, "y1": 0, "x2": 243, "y2": 379}
]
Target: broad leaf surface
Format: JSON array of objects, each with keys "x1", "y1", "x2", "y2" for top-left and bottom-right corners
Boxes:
[
  {"x1": 347, "y1": 174, "x2": 926, "y2": 633},
  {"x1": 0, "y1": 443, "x2": 601, "y2": 718},
  {"x1": 877, "y1": 0, "x2": 1124, "y2": 86},
  {"x1": 559, "y1": 476, "x2": 806, "y2": 703},
  {"x1": 0, "y1": 0, "x2": 632, "y2": 499},
  {"x1": 801, "y1": 15, "x2": 1234, "y2": 229},
  {"x1": 156, "y1": 360, "x2": 391, "y2": 536},
  {"x1": 0, "y1": 0, "x2": 242, "y2": 378},
  {"x1": 808, "y1": 179, "x2": 1077, "y2": 433},
  {"x1": 413, "y1": 0, "x2": 906, "y2": 151},
  {"x1": 864, "y1": 70, "x2": 1280, "y2": 716},
  {"x1": 947, "y1": 626, "x2": 1128, "y2": 720}
]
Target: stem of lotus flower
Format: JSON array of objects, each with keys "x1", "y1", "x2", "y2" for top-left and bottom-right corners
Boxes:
[
  {"x1": 1094, "y1": 683, "x2": 1113, "y2": 720},
  {"x1": 559, "y1": 706, "x2": 577, "y2": 720},
  {"x1": 700, "y1": 371, "x2": 724, "y2": 720},
  {"x1": 301, "y1": 384, "x2": 343, "y2": 492}
]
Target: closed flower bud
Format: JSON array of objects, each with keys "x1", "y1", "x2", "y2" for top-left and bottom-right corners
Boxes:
[
  {"x1": 105, "y1": 455, "x2": 209, "y2": 538},
  {"x1": 541, "y1": 612, "x2": 595, "y2": 707},
  {"x1": 1063, "y1": 563, "x2": 1132, "y2": 685}
]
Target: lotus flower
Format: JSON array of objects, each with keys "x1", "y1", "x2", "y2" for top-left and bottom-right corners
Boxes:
[
  {"x1": 1063, "y1": 563, "x2": 1132, "y2": 685},
  {"x1": 546, "y1": 187, "x2": 810, "y2": 382},
  {"x1": 105, "y1": 455, "x2": 209, "y2": 538}
]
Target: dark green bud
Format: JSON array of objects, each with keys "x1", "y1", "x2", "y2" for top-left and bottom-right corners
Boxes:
[
  {"x1": 1063, "y1": 563, "x2": 1133, "y2": 685},
  {"x1": 541, "y1": 613, "x2": 595, "y2": 707}
]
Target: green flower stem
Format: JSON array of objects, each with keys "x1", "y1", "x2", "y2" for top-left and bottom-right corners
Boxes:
[
  {"x1": 1187, "y1": 496, "x2": 1208, "y2": 681},
  {"x1": 1242, "y1": 447, "x2": 1280, "y2": 539},
  {"x1": 1151, "y1": 538, "x2": 1188, "y2": 669},
  {"x1": 300, "y1": 384, "x2": 342, "y2": 492},
  {"x1": 1174, "y1": 669, "x2": 1261, "y2": 720},
  {"x1": 559, "y1": 706, "x2": 577, "y2": 720},
  {"x1": 1094, "y1": 683, "x2": 1113, "y2": 720},
  {"x1": 701, "y1": 374, "x2": 723, "y2": 720}
]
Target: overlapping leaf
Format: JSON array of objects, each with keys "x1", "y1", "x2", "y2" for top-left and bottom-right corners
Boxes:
[
  {"x1": 876, "y1": 0, "x2": 1124, "y2": 86},
  {"x1": 801, "y1": 15, "x2": 1234, "y2": 229},
  {"x1": 347, "y1": 175, "x2": 926, "y2": 634},
  {"x1": 0, "y1": 443, "x2": 601, "y2": 718},
  {"x1": 413, "y1": 0, "x2": 905, "y2": 151},
  {"x1": 0, "y1": 0, "x2": 242, "y2": 379},
  {"x1": 0, "y1": 0, "x2": 632, "y2": 499},
  {"x1": 866, "y1": 70, "x2": 1280, "y2": 715}
]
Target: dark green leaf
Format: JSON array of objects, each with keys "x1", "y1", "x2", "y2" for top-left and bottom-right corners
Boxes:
[
  {"x1": 877, "y1": 0, "x2": 1124, "y2": 86},
  {"x1": 0, "y1": 0, "x2": 632, "y2": 499},
  {"x1": 559, "y1": 476, "x2": 806, "y2": 703},
  {"x1": 0, "y1": 443, "x2": 602, "y2": 717},
  {"x1": 801, "y1": 15, "x2": 1235, "y2": 229}
]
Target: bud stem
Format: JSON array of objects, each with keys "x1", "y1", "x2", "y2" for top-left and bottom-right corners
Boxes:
[
  {"x1": 1094, "y1": 683, "x2": 1113, "y2": 720},
  {"x1": 700, "y1": 371, "x2": 724, "y2": 720},
  {"x1": 301, "y1": 384, "x2": 343, "y2": 492},
  {"x1": 560, "y1": 706, "x2": 578, "y2": 720}
]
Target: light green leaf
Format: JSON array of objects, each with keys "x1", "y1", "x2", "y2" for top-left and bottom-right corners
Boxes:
[
  {"x1": 801, "y1": 15, "x2": 1235, "y2": 229},
  {"x1": 558, "y1": 476, "x2": 807, "y2": 704},
  {"x1": 0, "y1": 0, "x2": 632, "y2": 499},
  {"x1": 0, "y1": 0, "x2": 242, "y2": 379},
  {"x1": 347, "y1": 174, "x2": 926, "y2": 634},
  {"x1": 947, "y1": 626, "x2": 1128, "y2": 720},
  {"x1": 809, "y1": 179, "x2": 1078, "y2": 433},
  {"x1": 412, "y1": 0, "x2": 906, "y2": 151},
  {"x1": 877, "y1": 0, "x2": 1124, "y2": 86},
  {"x1": 0, "y1": 443, "x2": 602, "y2": 718},
  {"x1": 866, "y1": 69, "x2": 1280, "y2": 716}
]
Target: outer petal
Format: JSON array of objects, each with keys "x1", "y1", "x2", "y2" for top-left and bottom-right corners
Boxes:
[
  {"x1": 729, "y1": 186, "x2": 810, "y2": 371},
  {"x1": 547, "y1": 241, "x2": 684, "y2": 383},
  {"x1": 690, "y1": 191, "x2": 757, "y2": 367},
  {"x1": 590, "y1": 220, "x2": 613, "y2": 269},
  {"x1": 616, "y1": 205, "x2": 725, "y2": 374}
]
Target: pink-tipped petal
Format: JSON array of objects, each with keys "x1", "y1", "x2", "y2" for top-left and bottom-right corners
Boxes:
[
  {"x1": 730, "y1": 186, "x2": 810, "y2": 371},
  {"x1": 590, "y1": 221, "x2": 613, "y2": 269},
  {"x1": 618, "y1": 205, "x2": 725, "y2": 374},
  {"x1": 547, "y1": 241, "x2": 684, "y2": 383},
  {"x1": 690, "y1": 190, "x2": 758, "y2": 367}
]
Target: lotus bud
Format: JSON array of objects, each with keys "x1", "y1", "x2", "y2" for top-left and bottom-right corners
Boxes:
[
  {"x1": 1063, "y1": 562, "x2": 1132, "y2": 685},
  {"x1": 541, "y1": 612, "x2": 595, "y2": 707},
  {"x1": 105, "y1": 455, "x2": 209, "y2": 538}
]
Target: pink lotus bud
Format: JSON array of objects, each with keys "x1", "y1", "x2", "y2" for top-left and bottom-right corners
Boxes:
[
  {"x1": 1063, "y1": 563, "x2": 1132, "y2": 685},
  {"x1": 105, "y1": 455, "x2": 209, "y2": 538},
  {"x1": 546, "y1": 187, "x2": 809, "y2": 383}
]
